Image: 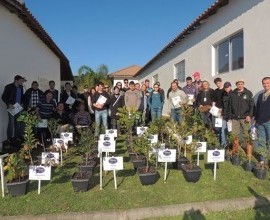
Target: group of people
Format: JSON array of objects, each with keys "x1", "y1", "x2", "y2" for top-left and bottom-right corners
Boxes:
[{"x1": 2, "y1": 73, "x2": 270, "y2": 153}]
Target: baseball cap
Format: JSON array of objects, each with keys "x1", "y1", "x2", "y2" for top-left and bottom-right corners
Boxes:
[
  {"x1": 224, "y1": 82, "x2": 232, "y2": 88},
  {"x1": 192, "y1": 72, "x2": 201, "y2": 78},
  {"x1": 14, "y1": 75, "x2": 26, "y2": 81},
  {"x1": 236, "y1": 78, "x2": 245, "y2": 84}
]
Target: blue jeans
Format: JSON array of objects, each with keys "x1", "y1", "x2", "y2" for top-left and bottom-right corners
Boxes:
[
  {"x1": 171, "y1": 108, "x2": 182, "y2": 124},
  {"x1": 95, "y1": 109, "x2": 108, "y2": 137},
  {"x1": 151, "y1": 107, "x2": 162, "y2": 121},
  {"x1": 257, "y1": 121, "x2": 270, "y2": 149},
  {"x1": 212, "y1": 116, "x2": 228, "y2": 146}
]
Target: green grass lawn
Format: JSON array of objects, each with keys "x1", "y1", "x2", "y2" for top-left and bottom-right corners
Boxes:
[{"x1": 1, "y1": 139, "x2": 270, "y2": 217}]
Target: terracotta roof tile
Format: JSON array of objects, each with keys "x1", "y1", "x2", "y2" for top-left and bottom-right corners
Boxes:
[{"x1": 109, "y1": 65, "x2": 141, "y2": 78}]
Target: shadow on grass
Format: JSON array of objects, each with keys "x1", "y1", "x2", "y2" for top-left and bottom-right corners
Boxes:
[
  {"x1": 248, "y1": 186, "x2": 270, "y2": 219},
  {"x1": 204, "y1": 163, "x2": 219, "y2": 175},
  {"x1": 183, "y1": 208, "x2": 206, "y2": 220}
]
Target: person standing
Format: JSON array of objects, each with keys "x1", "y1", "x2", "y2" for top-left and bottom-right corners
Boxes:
[
  {"x1": 182, "y1": 76, "x2": 198, "y2": 107},
  {"x1": 122, "y1": 79, "x2": 129, "y2": 92},
  {"x1": 45, "y1": 80, "x2": 59, "y2": 104},
  {"x1": 92, "y1": 82, "x2": 110, "y2": 138},
  {"x1": 222, "y1": 82, "x2": 233, "y2": 143},
  {"x1": 2, "y1": 75, "x2": 25, "y2": 142},
  {"x1": 109, "y1": 86, "x2": 125, "y2": 130},
  {"x1": 148, "y1": 83, "x2": 164, "y2": 121},
  {"x1": 255, "y1": 77, "x2": 270, "y2": 151},
  {"x1": 196, "y1": 81, "x2": 215, "y2": 128},
  {"x1": 24, "y1": 81, "x2": 43, "y2": 111},
  {"x1": 192, "y1": 71, "x2": 203, "y2": 91},
  {"x1": 168, "y1": 81, "x2": 188, "y2": 124},
  {"x1": 60, "y1": 82, "x2": 76, "y2": 115},
  {"x1": 124, "y1": 81, "x2": 141, "y2": 111},
  {"x1": 229, "y1": 79, "x2": 254, "y2": 141}
]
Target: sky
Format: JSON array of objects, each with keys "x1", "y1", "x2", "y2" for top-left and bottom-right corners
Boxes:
[{"x1": 24, "y1": 0, "x2": 215, "y2": 75}]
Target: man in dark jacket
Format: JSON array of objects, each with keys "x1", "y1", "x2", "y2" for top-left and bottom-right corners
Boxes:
[
  {"x1": 229, "y1": 79, "x2": 254, "y2": 138},
  {"x1": 109, "y1": 86, "x2": 124, "y2": 130},
  {"x1": 2, "y1": 75, "x2": 25, "y2": 141},
  {"x1": 24, "y1": 81, "x2": 43, "y2": 111},
  {"x1": 255, "y1": 77, "x2": 270, "y2": 150}
]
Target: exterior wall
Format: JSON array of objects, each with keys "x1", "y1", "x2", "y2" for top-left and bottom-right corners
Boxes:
[
  {"x1": 0, "y1": 5, "x2": 61, "y2": 145},
  {"x1": 136, "y1": 0, "x2": 269, "y2": 115}
]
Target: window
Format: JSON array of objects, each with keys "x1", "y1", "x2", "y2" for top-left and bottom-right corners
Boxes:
[
  {"x1": 152, "y1": 74, "x2": 158, "y2": 84},
  {"x1": 174, "y1": 60, "x2": 185, "y2": 82},
  {"x1": 215, "y1": 32, "x2": 243, "y2": 74}
]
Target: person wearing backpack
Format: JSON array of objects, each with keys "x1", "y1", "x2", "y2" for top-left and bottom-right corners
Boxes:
[{"x1": 147, "y1": 83, "x2": 164, "y2": 121}]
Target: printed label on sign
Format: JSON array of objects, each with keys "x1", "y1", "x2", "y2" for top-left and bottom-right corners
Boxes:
[
  {"x1": 196, "y1": 142, "x2": 207, "y2": 153},
  {"x1": 158, "y1": 149, "x2": 176, "y2": 162},
  {"x1": 29, "y1": 165, "x2": 51, "y2": 180},
  {"x1": 98, "y1": 140, "x2": 116, "y2": 152},
  {"x1": 148, "y1": 134, "x2": 158, "y2": 144},
  {"x1": 41, "y1": 152, "x2": 59, "y2": 165},
  {"x1": 207, "y1": 149, "x2": 225, "y2": 163},
  {"x1": 105, "y1": 129, "x2": 117, "y2": 137},
  {"x1": 99, "y1": 134, "x2": 114, "y2": 141},
  {"x1": 103, "y1": 157, "x2": 123, "y2": 170},
  {"x1": 60, "y1": 132, "x2": 73, "y2": 143},
  {"x1": 137, "y1": 127, "x2": 148, "y2": 135}
]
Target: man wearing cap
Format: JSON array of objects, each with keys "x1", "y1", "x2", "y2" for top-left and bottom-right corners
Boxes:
[
  {"x1": 229, "y1": 79, "x2": 254, "y2": 141},
  {"x1": 2, "y1": 75, "x2": 25, "y2": 142},
  {"x1": 192, "y1": 72, "x2": 202, "y2": 91}
]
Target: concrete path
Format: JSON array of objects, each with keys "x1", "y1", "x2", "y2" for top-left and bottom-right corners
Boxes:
[{"x1": 2, "y1": 195, "x2": 270, "y2": 220}]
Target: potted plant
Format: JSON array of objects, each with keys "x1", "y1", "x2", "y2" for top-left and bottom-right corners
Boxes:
[
  {"x1": 118, "y1": 107, "x2": 141, "y2": 155},
  {"x1": 70, "y1": 171, "x2": 92, "y2": 192},
  {"x1": 4, "y1": 111, "x2": 38, "y2": 196},
  {"x1": 133, "y1": 133, "x2": 158, "y2": 185},
  {"x1": 242, "y1": 124, "x2": 256, "y2": 171},
  {"x1": 77, "y1": 127, "x2": 96, "y2": 172},
  {"x1": 130, "y1": 135, "x2": 147, "y2": 170},
  {"x1": 253, "y1": 140, "x2": 269, "y2": 179}
]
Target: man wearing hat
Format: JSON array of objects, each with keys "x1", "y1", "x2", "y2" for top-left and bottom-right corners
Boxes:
[
  {"x1": 192, "y1": 71, "x2": 202, "y2": 91},
  {"x1": 2, "y1": 75, "x2": 26, "y2": 142},
  {"x1": 229, "y1": 79, "x2": 254, "y2": 141}
]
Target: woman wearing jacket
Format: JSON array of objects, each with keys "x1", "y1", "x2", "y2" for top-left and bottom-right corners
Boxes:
[{"x1": 147, "y1": 83, "x2": 164, "y2": 121}]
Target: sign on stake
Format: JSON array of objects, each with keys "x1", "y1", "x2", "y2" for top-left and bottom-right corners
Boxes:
[
  {"x1": 0, "y1": 153, "x2": 9, "y2": 197},
  {"x1": 207, "y1": 149, "x2": 225, "y2": 180}
]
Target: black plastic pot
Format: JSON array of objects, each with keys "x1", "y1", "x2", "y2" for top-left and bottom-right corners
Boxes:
[
  {"x1": 71, "y1": 172, "x2": 92, "y2": 192},
  {"x1": 78, "y1": 160, "x2": 96, "y2": 172},
  {"x1": 242, "y1": 161, "x2": 255, "y2": 172},
  {"x1": 181, "y1": 164, "x2": 202, "y2": 183},
  {"x1": 131, "y1": 155, "x2": 146, "y2": 170},
  {"x1": 172, "y1": 156, "x2": 190, "y2": 170},
  {"x1": 253, "y1": 167, "x2": 267, "y2": 180},
  {"x1": 231, "y1": 155, "x2": 241, "y2": 166},
  {"x1": 6, "y1": 179, "x2": 29, "y2": 196},
  {"x1": 137, "y1": 166, "x2": 158, "y2": 185}
]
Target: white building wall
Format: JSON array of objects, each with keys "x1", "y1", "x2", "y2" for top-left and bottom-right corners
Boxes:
[
  {"x1": 136, "y1": 0, "x2": 269, "y2": 115},
  {"x1": 0, "y1": 5, "x2": 61, "y2": 145}
]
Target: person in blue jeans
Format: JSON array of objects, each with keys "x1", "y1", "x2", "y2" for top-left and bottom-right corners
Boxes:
[
  {"x1": 255, "y1": 77, "x2": 270, "y2": 156},
  {"x1": 148, "y1": 83, "x2": 164, "y2": 121}
]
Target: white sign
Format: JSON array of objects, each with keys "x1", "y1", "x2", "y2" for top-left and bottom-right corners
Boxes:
[
  {"x1": 210, "y1": 106, "x2": 220, "y2": 117},
  {"x1": 103, "y1": 157, "x2": 123, "y2": 171},
  {"x1": 207, "y1": 149, "x2": 225, "y2": 163},
  {"x1": 65, "y1": 96, "x2": 75, "y2": 105},
  {"x1": 184, "y1": 135, "x2": 192, "y2": 144},
  {"x1": 7, "y1": 103, "x2": 23, "y2": 116},
  {"x1": 137, "y1": 126, "x2": 148, "y2": 135},
  {"x1": 60, "y1": 132, "x2": 73, "y2": 143},
  {"x1": 187, "y1": 94, "x2": 194, "y2": 105},
  {"x1": 99, "y1": 134, "x2": 114, "y2": 141},
  {"x1": 36, "y1": 119, "x2": 48, "y2": 128},
  {"x1": 172, "y1": 96, "x2": 181, "y2": 107},
  {"x1": 53, "y1": 138, "x2": 68, "y2": 150},
  {"x1": 96, "y1": 95, "x2": 107, "y2": 105},
  {"x1": 158, "y1": 149, "x2": 176, "y2": 162},
  {"x1": 148, "y1": 134, "x2": 158, "y2": 144},
  {"x1": 214, "y1": 118, "x2": 222, "y2": 128},
  {"x1": 41, "y1": 152, "x2": 59, "y2": 165},
  {"x1": 196, "y1": 142, "x2": 207, "y2": 153},
  {"x1": 29, "y1": 165, "x2": 51, "y2": 181},
  {"x1": 106, "y1": 129, "x2": 117, "y2": 137},
  {"x1": 98, "y1": 140, "x2": 116, "y2": 152}
]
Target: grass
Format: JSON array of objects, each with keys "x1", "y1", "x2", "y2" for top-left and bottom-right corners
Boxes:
[{"x1": 1, "y1": 138, "x2": 270, "y2": 217}]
